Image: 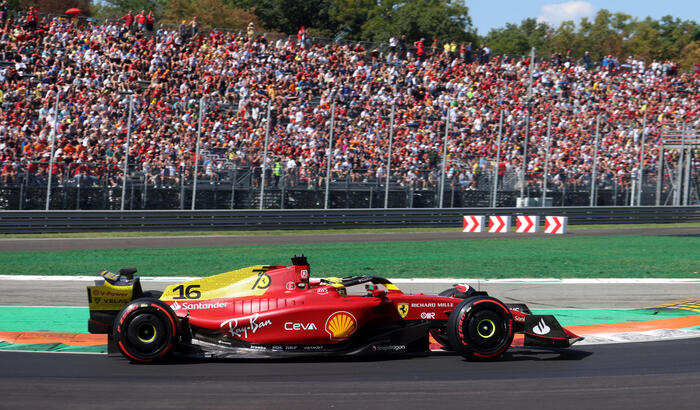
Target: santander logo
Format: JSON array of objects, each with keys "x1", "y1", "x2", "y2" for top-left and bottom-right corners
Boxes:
[
  {"x1": 533, "y1": 318, "x2": 550, "y2": 335},
  {"x1": 170, "y1": 301, "x2": 228, "y2": 311}
]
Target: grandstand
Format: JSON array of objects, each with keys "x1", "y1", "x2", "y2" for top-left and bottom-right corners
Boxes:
[{"x1": 0, "y1": 12, "x2": 698, "y2": 210}]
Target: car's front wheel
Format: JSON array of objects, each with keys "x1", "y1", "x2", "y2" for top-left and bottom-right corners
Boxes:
[
  {"x1": 113, "y1": 298, "x2": 179, "y2": 363},
  {"x1": 447, "y1": 296, "x2": 514, "y2": 361}
]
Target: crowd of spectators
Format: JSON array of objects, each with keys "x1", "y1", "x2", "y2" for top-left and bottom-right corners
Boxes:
[{"x1": 0, "y1": 11, "x2": 697, "y2": 195}]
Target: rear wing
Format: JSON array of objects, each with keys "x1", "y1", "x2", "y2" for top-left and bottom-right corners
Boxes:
[{"x1": 87, "y1": 268, "x2": 143, "y2": 334}]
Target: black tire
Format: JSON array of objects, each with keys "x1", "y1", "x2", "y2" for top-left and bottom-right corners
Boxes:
[
  {"x1": 429, "y1": 288, "x2": 459, "y2": 350},
  {"x1": 447, "y1": 296, "x2": 514, "y2": 361},
  {"x1": 113, "y1": 298, "x2": 179, "y2": 363}
]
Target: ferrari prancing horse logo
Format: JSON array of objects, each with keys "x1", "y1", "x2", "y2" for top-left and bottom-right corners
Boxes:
[{"x1": 397, "y1": 303, "x2": 409, "y2": 318}]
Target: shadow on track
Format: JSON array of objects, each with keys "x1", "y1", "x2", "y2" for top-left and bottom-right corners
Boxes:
[{"x1": 114, "y1": 347, "x2": 592, "y2": 365}]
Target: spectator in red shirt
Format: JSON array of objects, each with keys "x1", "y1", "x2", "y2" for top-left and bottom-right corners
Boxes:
[
  {"x1": 122, "y1": 10, "x2": 133, "y2": 30},
  {"x1": 26, "y1": 6, "x2": 38, "y2": 31},
  {"x1": 146, "y1": 11, "x2": 154, "y2": 32},
  {"x1": 414, "y1": 38, "x2": 424, "y2": 60},
  {"x1": 136, "y1": 10, "x2": 146, "y2": 31}
]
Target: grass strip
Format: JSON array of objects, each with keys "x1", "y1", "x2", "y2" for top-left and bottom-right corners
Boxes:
[
  {"x1": 0, "y1": 307, "x2": 88, "y2": 333},
  {"x1": 530, "y1": 308, "x2": 700, "y2": 327},
  {"x1": 0, "y1": 341, "x2": 105, "y2": 353},
  {"x1": 0, "y1": 222, "x2": 698, "y2": 239},
  {"x1": 1, "y1": 235, "x2": 698, "y2": 278}
]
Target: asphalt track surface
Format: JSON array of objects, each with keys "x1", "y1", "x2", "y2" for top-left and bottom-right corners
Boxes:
[
  {"x1": 1, "y1": 226, "x2": 700, "y2": 409},
  {"x1": 1, "y1": 339, "x2": 700, "y2": 410},
  {"x1": 0, "y1": 225, "x2": 698, "y2": 252}
]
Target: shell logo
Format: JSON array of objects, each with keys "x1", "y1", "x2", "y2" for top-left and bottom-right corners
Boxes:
[{"x1": 325, "y1": 311, "x2": 357, "y2": 340}]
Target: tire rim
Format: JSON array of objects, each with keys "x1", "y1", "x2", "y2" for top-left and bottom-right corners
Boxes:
[
  {"x1": 476, "y1": 318, "x2": 496, "y2": 339},
  {"x1": 136, "y1": 322, "x2": 157, "y2": 344}
]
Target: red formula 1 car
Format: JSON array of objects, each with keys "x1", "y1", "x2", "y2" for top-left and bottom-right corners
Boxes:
[{"x1": 87, "y1": 255, "x2": 582, "y2": 363}]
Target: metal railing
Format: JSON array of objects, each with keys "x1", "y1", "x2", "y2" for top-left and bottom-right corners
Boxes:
[{"x1": 0, "y1": 206, "x2": 698, "y2": 234}]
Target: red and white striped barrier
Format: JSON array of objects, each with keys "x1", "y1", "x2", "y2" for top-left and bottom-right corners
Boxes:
[
  {"x1": 516, "y1": 215, "x2": 539, "y2": 233},
  {"x1": 462, "y1": 216, "x2": 486, "y2": 233},
  {"x1": 544, "y1": 216, "x2": 568, "y2": 234},
  {"x1": 488, "y1": 216, "x2": 511, "y2": 233}
]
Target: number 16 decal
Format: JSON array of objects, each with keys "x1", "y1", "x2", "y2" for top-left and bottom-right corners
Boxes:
[{"x1": 172, "y1": 285, "x2": 201, "y2": 299}]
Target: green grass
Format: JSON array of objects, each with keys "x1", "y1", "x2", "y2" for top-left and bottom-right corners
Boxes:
[
  {"x1": 0, "y1": 235, "x2": 698, "y2": 278},
  {"x1": 0, "y1": 222, "x2": 698, "y2": 239}
]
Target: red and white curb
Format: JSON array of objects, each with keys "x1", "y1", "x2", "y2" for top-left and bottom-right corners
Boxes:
[
  {"x1": 462, "y1": 216, "x2": 486, "y2": 233},
  {"x1": 516, "y1": 215, "x2": 539, "y2": 233},
  {"x1": 489, "y1": 216, "x2": 511, "y2": 233},
  {"x1": 544, "y1": 216, "x2": 568, "y2": 234}
]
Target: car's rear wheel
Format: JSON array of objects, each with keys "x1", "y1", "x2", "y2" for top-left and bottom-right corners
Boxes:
[
  {"x1": 447, "y1": 296, "x2": 514, "y2": 361},
  {"x1": 113, "y1": 298, "x2": 179, "y2": 363}
]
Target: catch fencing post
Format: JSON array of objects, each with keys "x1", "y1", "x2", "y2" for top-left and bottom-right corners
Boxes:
[
  {"x1": 637, "y1": 113, "x2": 646, "y2": 206},
  {"x1": 120, "y1": 93, "x2": 134, "y2": 211},
  {"x1": 590, "y1": 115, "x2": 600, "y2": 207},
  {"x1": 520, "y1": 47, "x2": 535, "y2": 203},
  {"x1": 45, "y1": 90, "x2": 60, "y2": 210},
  {"x1": 192, "y1": 96, "x2": 205, "y2": 210},
  {"x1": 259, "y1": 98, "x2": 271, "y2": 210},
  {"x1": 384, "y1": 102, "x2": 395, "y2": 208},
  {"x1": 439, "y1": 106, "x2": 451, "y2": 208},
  {"x1": 492, "y1": 110, "x2": 503, "y2": 208},
  {"x1": 542, "y1": 112, "x2": 551, "y2": 207},
  {"x1": 683, "y1": 125, "x2": 692, "y2": 206},
  {"x1": 656, "y1": 143, "x2": 664, "y2": 206},
  {"x1": 324, "y1": 97, "x2": 336, "y2": 209},
  {"x1": 676, "y1": 126, "x2": 685, "y2": 206}
]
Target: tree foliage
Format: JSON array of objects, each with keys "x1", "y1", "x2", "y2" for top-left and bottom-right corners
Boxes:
[
  {"x1": 23, "y1": 0, "x2": 93, "y2": 15},
  {"x1": 45, "y1": 1, "x2": 697, "y2": 70},
  {"x1": 232, "y1": 0, "x2": 333, "y2": 36},
  {"x1": 483, "y1": 9, "x2": 700, "y2": 68},
  {"x1": 361, "y1": 0, "x2": 475, "y2": 43},
  {"x1": 96, "y1": 0, "x2": 166, "y2": 20},
  {"x1": 164, "y1": 0, "x2": 259, "y2": 30},
  {"x1": 233, "y1": 0, "x2": 474, "y2": 42}
]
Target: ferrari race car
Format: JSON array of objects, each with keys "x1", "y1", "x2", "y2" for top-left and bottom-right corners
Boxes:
[{"x1": 87, "y1": 255, "x2": 582, "y2": 363}]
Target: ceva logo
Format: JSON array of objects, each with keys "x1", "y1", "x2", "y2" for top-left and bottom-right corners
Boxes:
[
  {"x1": 284, "y1": 322, "x2": 317, "y2": 331},
  {"x1": 325, "y1": 311, "x2": 357, "y2": 340}
]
